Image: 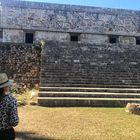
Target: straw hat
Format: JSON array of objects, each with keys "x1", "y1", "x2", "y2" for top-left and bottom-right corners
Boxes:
[{"x1": 0, "y1": 73, "x2": 14, "y2": 88}]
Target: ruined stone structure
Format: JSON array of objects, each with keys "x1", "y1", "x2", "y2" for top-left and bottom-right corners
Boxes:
[
  {"x1": 0, "y1": 43, "x2": 41, "y2": 87},
  {"x1": 1, "y1": 0, "x2": 140, "y2": 106},
  {"x1": 0, "y1": 0, "x2": 139, "y2": 43}
]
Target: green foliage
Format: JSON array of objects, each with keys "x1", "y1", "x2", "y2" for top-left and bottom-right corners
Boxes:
[
  {"x1": 12, "y1": 88, "x2": 38, "y2": 106},
  {"x1": 17, "y1": 100, "x2": 27, "y2": 106},
  {"x1": 40, "y1": 39, "x2": 46, "y2": 48}
]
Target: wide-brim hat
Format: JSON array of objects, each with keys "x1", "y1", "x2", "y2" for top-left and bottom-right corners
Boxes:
[{"x1": 0, "y1": 73, "x2": 14, "y2": 88}]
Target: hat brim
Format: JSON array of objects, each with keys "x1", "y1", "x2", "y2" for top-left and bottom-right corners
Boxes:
[{"x1": 0, "y1": 79, "x2": 14, "y2": 88}]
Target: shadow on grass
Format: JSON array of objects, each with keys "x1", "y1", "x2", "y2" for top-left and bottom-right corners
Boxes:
[{"x1": 16, "y1": 131, "x2": 57, "y2": 140}]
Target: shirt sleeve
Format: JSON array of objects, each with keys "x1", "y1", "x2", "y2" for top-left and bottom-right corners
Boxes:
[{"x1": 9, "y1": 98, "x2": 19, "y2": 127}]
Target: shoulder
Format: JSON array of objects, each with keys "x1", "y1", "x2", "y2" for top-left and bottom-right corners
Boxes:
[
  {"x1": 4, "y1": 94, "x2": 16, "y2": 101},
  {"x1": 4, "y1": 94, "x2": 17, "y2": 107}
]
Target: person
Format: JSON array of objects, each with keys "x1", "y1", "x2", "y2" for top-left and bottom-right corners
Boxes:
[{"x1": 0, "y1": 73, "x2": 19, "y2": 140}]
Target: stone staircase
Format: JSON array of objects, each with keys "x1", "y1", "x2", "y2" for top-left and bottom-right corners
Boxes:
[
  {"x1": 38, "y1": 87, "x2": 140, "y2": 107},
  {"x1": 38, "y1": 42, "x2": 140, "y2": 107}
]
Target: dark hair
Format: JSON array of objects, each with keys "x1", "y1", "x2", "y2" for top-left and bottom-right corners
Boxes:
[{"x1": 0, "y1": 88, "x2": 5, "y2": 102}]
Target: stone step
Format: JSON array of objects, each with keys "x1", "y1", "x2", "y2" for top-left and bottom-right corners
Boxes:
[
  {"x1": 40, "y1": 70, "x2": 139, "y2": 74},
  {"x1": 40, "y1": 76, "x2": 140, "y2": 80},
  {"x1": 40, "y1": 78, "x2": 140, "y2": 83},
  {"x1": 40, "y1": 81, "x2": 140, "y2": 85},
  {"x1": 40, "y1": 84, "x2": 140, "y2": 88},
  {"x1": 40, "y1": 79, "x2": 139, "y2": 82},
  {"x1": 37, "y1": 97, "x2": 140, "y2": 107},
  {"x1": 41, "y1": 68, "x2": 140, "y2": 74},
  {"x1": 42, "y1": 63, "x2": 140, "y2": 67},
  {"x1": 40, "y1": 73, "x2": 140, "y2": 78},
  {"x1": 40, "y1": 83, "x2": 140, "y2": 87},
  {"x1": 38, "y1": 91, "x2": 140, "y2": 98},
  {"x1": 41, "y1": 68, "x2": 140, "y2": 72},
  {"x1": 41, "y1": 71, "x2": 140, "y2": 75},
  {"x1": 41, "y1": 67, "x2": 140, "y2": 70},
  {"x1": 42, "y1": 64, "x2": 139, "y2": 66},
  {"x1": 40, "y1": 77, "x2": 140, "y2": 81},
  {"x1": 40, "y1": 67, "x2": 139, "y2": 70},
  {"x1": 39, "y1": 87, "x2": 140, "y2": 93},
  {"x1": 40, "y1": 73, "x2": 140, "y2": 80},
  {"x1": 40, "y1": 78, "x2": 140, "y2": 82},
  {"x1": 40, "y1": 64, "x2": 136, "y2": 67},
  {"x1": 41, "y1": 64, "x2": 140, "y2": 68}
]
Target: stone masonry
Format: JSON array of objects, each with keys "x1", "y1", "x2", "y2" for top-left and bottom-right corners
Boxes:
[
  {"x1": 40, "y1": 41, "x2": 140, "y2": 87},
  {"x1": 0, "y1": 0, "x2": 139, "y2": 43},
  {"x1": 0, "y1": 43, "x2": 41, "y2": 87}
]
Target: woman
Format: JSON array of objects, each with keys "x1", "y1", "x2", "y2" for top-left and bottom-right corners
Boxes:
[{"x1": 0, "y1": 73, "x2": 19, "y2": 140}]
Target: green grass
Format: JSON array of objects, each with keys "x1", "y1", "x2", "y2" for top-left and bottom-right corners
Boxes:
[{"x1": 15, "y1": 106, "x2": 140, "y2": 140}]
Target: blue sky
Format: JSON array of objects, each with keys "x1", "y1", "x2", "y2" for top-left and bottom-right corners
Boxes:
[{"x1": 21, "y1": 0, "x2": 140, "y2": 10}]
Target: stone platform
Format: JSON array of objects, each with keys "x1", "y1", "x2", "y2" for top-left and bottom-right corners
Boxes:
[
  {"x1": 38, "y1": 87, "x2": 140, "y2": 107},
  {"x1": 38, "y1": 41, "x2": 140, "y2": 107}
]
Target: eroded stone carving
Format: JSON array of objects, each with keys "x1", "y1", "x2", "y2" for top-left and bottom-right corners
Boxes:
[{"x1": 1, "y1": 2, "x2": 139, "y2": 35}]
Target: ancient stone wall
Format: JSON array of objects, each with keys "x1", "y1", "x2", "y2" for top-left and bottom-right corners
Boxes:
[
  {"x1": 0, "y1": 0, "x2": 139, "y2": 43},
  {"x1": 0, "y1": 43, "x2": 41, "y2": 87},
  {"x1": 3, "y1": 29, "x2": 24, "y2": 43},
  {"x1": 35, "y1": 31, "x2": 69, "y2": 42}
]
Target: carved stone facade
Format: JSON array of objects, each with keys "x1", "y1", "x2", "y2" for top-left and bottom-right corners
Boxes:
[{"x1": 0, "y1": 0, "x2": 139, "y2": 44}]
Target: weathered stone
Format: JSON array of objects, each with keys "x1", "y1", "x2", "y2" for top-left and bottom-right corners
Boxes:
[
  {"x1": 0, "y1": 1, "x2": 139, "y2": 43},
  {"x1": 29, "y1": 101, "x2": 37, "y2": 106},
  {"x1": 0, "y1": 43, "x2": 41, "y2": 86},
  {"x1": 80, "y1": 34, "x2": 108, "y2": 44},
  {"x1": 126, "y1": 103, "x2": 140, "y2": 115},
  {"x1": 119, "y1": 36, "x2": 136, "y2": 45},
  {"x1": 39, "y1": 41, "x2": 140, "y2": 88}
]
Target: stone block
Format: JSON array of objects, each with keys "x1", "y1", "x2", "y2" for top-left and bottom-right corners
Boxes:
[
  {"x1": 125, "y1": 103, "x2": 140, "y2": 115},
  {"x1": 119, "y1": 36, "x2": 136, "y2": 45},
  {"x1": 3, "y1": 29, "x2": 24, "y2": 43},
  {"x1": 80, "y1": 34, "x2": 108, "y2": 44},
  {"x1": 35, "y1": 31, "x2": 69, "y2": 42}
]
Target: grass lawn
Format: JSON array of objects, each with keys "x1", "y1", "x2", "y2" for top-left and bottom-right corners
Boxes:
[{"x1": 15, "y1": 105, "x2": 140, "y2": 140}]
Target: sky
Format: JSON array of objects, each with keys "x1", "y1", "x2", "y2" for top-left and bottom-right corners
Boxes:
[{"x1": 20, "y1": 0, "x2": 140, "y2": 10}]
